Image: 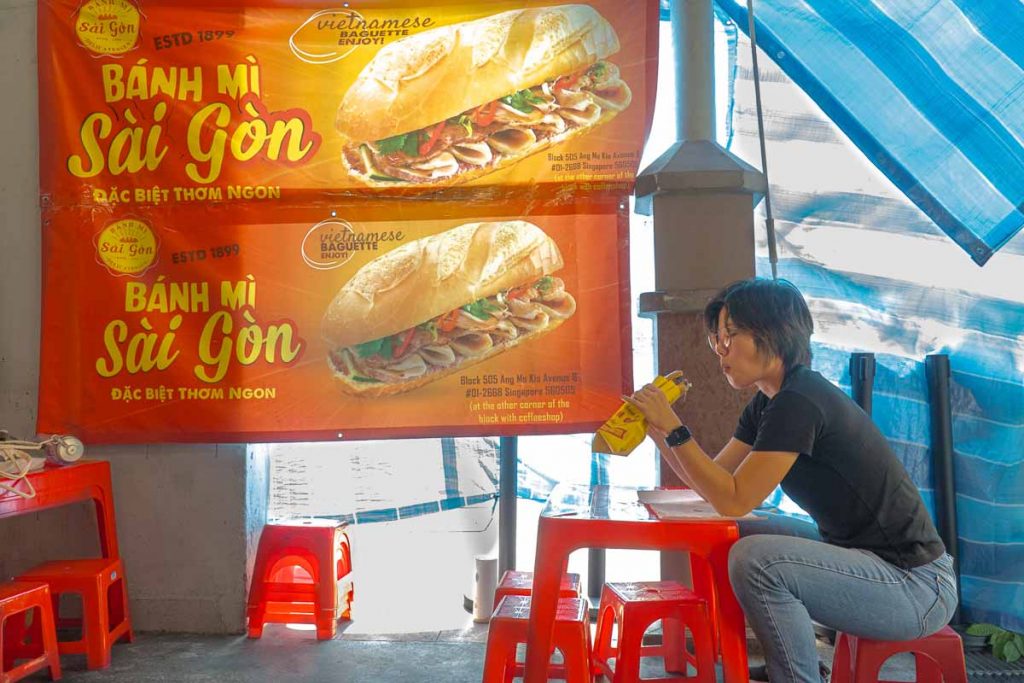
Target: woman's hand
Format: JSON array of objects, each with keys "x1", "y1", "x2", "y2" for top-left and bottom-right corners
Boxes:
[{"x1": 622, "y1": 384, "x2": 683, "y2": 435}]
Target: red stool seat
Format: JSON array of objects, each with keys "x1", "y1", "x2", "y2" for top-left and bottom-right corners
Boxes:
[
  {"x1": 16, "y1": 559, "x2": 132, "y2": 671},
  {"x1": 247, "y1": 519, "x2": 353, "y2": 640},
  {"x1": 482, "y1": 595, "x2": 592, "y2": 682},
  {"x1": 0, "y1": 582, "x2": 62, "y2": 683},
  {"x1": 593, "y1": 581, "x2": 716, "y2": 683},
  {"x1": 831, "y1": 625, "x2": 967, "y2": 683},
  {"x1": 494, "y1": 570, "x2": 582, "y2": 606}
]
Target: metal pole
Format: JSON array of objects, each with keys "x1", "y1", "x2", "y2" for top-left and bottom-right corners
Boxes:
[
  {"x1": 588, "y1": 549, "x2": 606, "y2": 605},
  {"x1": 672, "y1": 0, "x2": 715, "y2": 142},
  {"x1": 587, "y1": 451, "x2": 607, "y2": 603},
  {"x1": 925, "y1": 354, "x2": 962, "y2": 624},
  {"x1": 498, "y1": 436, "x2": 518, "y2": 577},
  {"x1": 850, "y1": 352, "x2": 876, "y2": 416},
  {"x1": 746, "y1": 0, "x2": 779, "y2": 279}
]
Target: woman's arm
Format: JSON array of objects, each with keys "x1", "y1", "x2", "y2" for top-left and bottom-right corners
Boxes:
[
  {"x1": 669, "y1": 441, "x2": 797, "y2": 516},
  {"x1": 650, "y1": 429, "x2": 696, "y2": 487},
  {"x1": 651, "y1": 432, "x2": 752, "y2": 487},
  {"x1": 626, "y1": 385, "x2": 797, "y2": 516},
  {"x1": 714, "y1": 438, "x2": 755, "y2": 474}
]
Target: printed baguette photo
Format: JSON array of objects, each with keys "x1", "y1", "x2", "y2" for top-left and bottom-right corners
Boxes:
[
  {"x1": 335, "y1": 4, "x2": 632, "y2": 187},
  {"x1": 322, "y1": 221, "x2": 577, "y2": 397}
]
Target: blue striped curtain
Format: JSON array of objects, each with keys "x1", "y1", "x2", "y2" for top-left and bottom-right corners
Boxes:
[
  {"x1": 717, "y1": 0, "x2": 1024, "y2": 266},
  {"x1": 716, "y1": 2, "x2": 1024, "y2": 631}
]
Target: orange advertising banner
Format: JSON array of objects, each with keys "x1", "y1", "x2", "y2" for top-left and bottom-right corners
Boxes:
[
  {"x1": 38, "y1": 0, "x2": 658, "y2": 204},
  {"x1": 36, "y1": 0, "x2": 659, "y2": 442},
  {"x1": 38, "y1": 202, "x2": 631, "y2": 442}
]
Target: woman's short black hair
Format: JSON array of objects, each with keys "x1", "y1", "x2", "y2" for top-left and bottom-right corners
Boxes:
[{"x1": 703, "y1": 278, "x2": 813, "y2": 371}]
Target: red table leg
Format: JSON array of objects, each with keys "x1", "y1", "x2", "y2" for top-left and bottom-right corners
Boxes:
[
  {"x1": 689, "y1": 553, "x2": 721, "y2": 657},
  {"x1": 523, "y1": 516, "x2": 571, "y2": 683},
  {"x1": 93, "y1": 474, "x2": 120, "y2": 559},
  {"x1": 708, "y1": 540, "x2": 748, "y2": 683}
]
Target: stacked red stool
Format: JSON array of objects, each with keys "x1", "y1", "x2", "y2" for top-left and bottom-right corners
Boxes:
[
  {"x1": 593, "y1": 580, "x2": 716, "y2": 683},
  {"x1": 15, "y1": 559, "x2": 132, "y2": 670},
  {"x1": 493, "y1": 570, "x2": 582, "y2": 605},
  {"x1": 247, "y1": 519, "x2": 353, "y2": 640},
  {"x1": 0, "y1": 582, "x2": 62, "y2": 682},
  {"x1": 482, "y1": 595, "x2": 592, "y2": 682},
  {"x1": 830, "y1": 625, "x2": 968, "y2": 683}
]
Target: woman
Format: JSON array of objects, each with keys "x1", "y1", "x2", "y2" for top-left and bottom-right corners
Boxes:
[{"x1": 624, "y1": 278, "x2": 958, "y2": 683}]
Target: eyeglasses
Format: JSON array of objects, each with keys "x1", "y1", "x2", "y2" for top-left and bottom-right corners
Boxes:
[{"x1": 707, "y1": 329, "x2": 738, "y2": 354}]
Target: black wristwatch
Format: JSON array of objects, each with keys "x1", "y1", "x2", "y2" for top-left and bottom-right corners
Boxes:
[{"x1": 665, "y1": 424, "x2": 692, "y2": 447}]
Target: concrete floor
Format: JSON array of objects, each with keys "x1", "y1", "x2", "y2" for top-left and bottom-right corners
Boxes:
[
  {"x1": 22, "y1": 628, "x2": 490, "y2": 683},
  {"x1": 14, "y1": 626, "x2": 964, "y2": 683},
  {"x1": 23, "y1": 634, "x2": 1024, "y2": 683}
]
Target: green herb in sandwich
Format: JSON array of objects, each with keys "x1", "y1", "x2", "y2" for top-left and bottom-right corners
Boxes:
[
  {"x1": 461, "y1": 298, "x2": 502, "y2": 320},
  {"x1": 418, "y1": 320, "x2": 439, "y2": 341},
  {"x1": 376, "y1": 131, "x2": 423, "y2": 157},
  {"x1": 354, "y1": 335, "x2": 394, "y2": 359},
  {"x1": 499, "y1": 88, "x2": 545, "y2": 113},
  {"x1": 447, "y1": 114, "x2": 474, "y2": 136}
]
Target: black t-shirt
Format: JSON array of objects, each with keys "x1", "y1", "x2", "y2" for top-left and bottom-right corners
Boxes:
[{"x1": 735, "y1": 365, "x2": 945, "y2": 569}]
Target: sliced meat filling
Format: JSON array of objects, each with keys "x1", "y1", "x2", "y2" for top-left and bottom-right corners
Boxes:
[
  {"x1": 342, "y1": 61, "x2": 631, "y2": 184},
  {"x1": 328, "y1": 276, "x2": 576, "y2": 385}
]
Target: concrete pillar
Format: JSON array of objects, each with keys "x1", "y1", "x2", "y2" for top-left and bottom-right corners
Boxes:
[
  {"x1": 675, "y1": 0, "x2": 715, "y2": 142},
  {"x1": 105, "y1": 444, "x2": 269, "y2": 632},
  {"x1": 636, "y1": 143, "x2": 764, "y2": 585},
  {"x1": 0, "y1": 1, "x2": 269, "y2": 634},
  {"x1": 636, "y1": 0, "x2": 767, "y2": 587}
]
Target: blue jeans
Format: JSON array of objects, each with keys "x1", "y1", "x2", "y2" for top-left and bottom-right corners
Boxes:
[{"x1": 729, "y1": 515, "x2": 958, "y2": 683}]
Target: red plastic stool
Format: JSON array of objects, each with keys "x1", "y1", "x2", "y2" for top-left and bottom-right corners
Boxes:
[
  {"x1": 482, "y1": 595, "x2": 592, "y2": 682},
  {"x1": 0, "y1": 582, "x2": 62, "y2": 683},
  {"x1": 831, "y1": 625, "x2": 968, "y2": 683},
  {"x1": 247, "y1": 519, "x2": 353, "y2": 640},
  {"x1": 593, "y1": 581, "x2": 716, "y2": 683},
  {"x1": 16, "y1": 559, "x2": 132, "y2": 670},
  {"x1": 493, "y1": 570, "x2": 582, "y2": 606}
]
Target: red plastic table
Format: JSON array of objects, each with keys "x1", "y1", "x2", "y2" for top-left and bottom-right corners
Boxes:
[
  {"x1": 0, "y1": 460, "x2": 120, "y2": 559},
  {"x1": 523, "y1": 483, "x2": 748, "y2": 683}
]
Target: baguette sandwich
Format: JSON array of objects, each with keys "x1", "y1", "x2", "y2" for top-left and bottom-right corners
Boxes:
[
  {"x1": 322, "y1": 221, "x2": 577, "y2": 397},
  {"x1": 335, "y1": 5, "x2": 632, "y2": 187}
]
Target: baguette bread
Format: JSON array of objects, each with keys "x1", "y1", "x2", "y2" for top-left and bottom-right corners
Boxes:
[
  {"x1": 329, "y1": 316, "x2": 569, "y2": 398},
  {"x1": 336, "y1": 5, "x2": 621, "y2": 143},
  {"x1": 322, "y1": 221, "x2": 563, "y2": 349}
]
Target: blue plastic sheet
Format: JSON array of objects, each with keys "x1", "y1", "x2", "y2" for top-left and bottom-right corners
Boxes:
[
  {"x1": 720, "y1": 4, "x2": 1024, "y2": 631},
  {"x1": 717, "y1": 0, "x2": 1024, "y2": 265}
]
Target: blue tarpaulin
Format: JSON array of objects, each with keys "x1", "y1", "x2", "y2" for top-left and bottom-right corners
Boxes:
[
  {"x1": 717, "y1": 1, "x2": 1024, "y2": 631},
  {"x1": 717, "y1": 0, "x2": 1024, "y2": 265}
]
